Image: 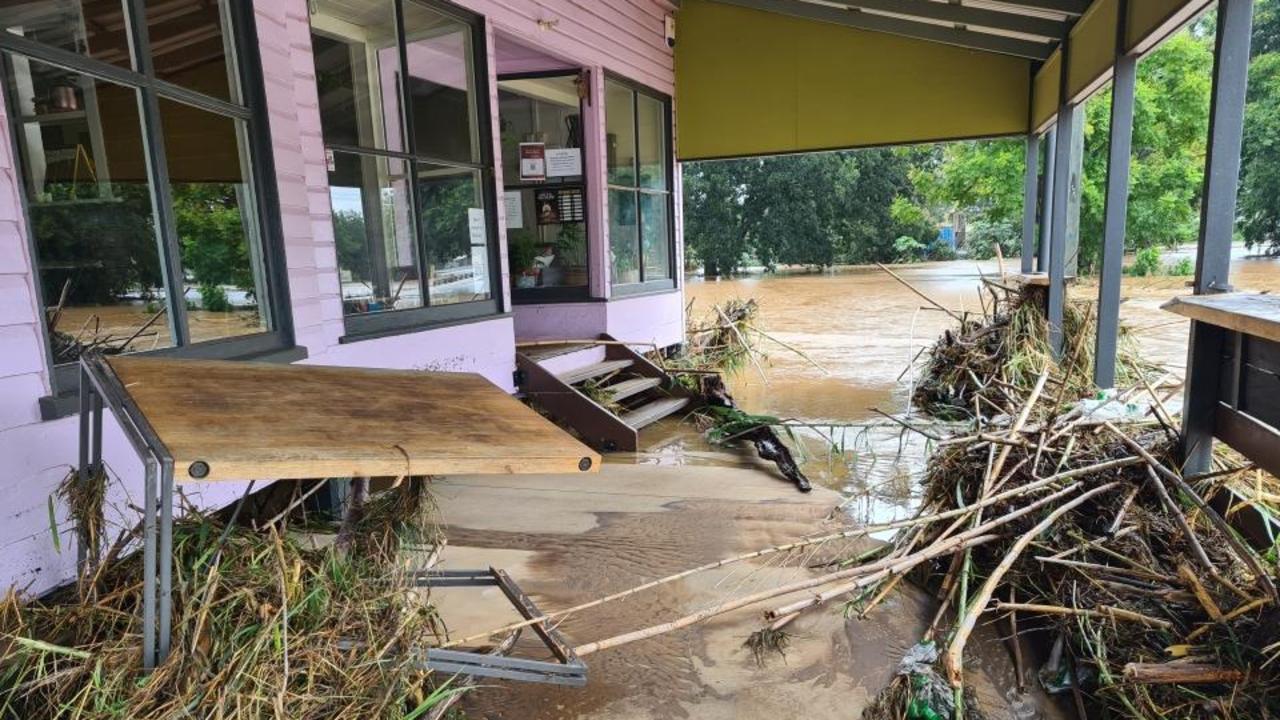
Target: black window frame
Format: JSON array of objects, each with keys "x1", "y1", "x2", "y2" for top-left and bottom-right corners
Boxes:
[
  {"x1": 604, "y1": 73, "x2": 676, "y2": 298},
  {"x1": 497, "y1": 68, "x2": 595, "y2": 305},
  {"x1": 311, "y1": 0, "x2": 505, "y2": 341},
  {"x1": 0, "y1": 0, "x2": 297, "y2": 418}
]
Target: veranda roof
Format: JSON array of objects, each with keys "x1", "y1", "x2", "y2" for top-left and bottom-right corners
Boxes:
[{"x1": 675, "y1": 0, "x2": 1212, "y2": 159}]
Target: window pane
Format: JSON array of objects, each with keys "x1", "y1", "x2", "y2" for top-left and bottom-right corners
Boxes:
[
  {"x1": 506, "y1": 188, "x2": 588, "y2": 291},
  {"x1": 637, "y1": 93, "x2": 667, "y2": 191},
  {"x1": 403, "y1": 1, "x2": 477, "y2": 164},
  {"x1": 3, "y1": 0, "x2": 132, "y2": 70},
  {"x1": 609, "y1": 189, "x2": 639, "y2": 285},
  {"x1": 605, "y1": 80, "x2": 635, "y2": 187},
  {"x1": 6, "y1": 59, "x2": 172, "y2": 362},
  {"x1": 159, "y1": 97, "x2": 270, "y2": 342},
  {"x1": 143, "y1": 0, "x2": 238, "y2": 102},
  {"x1": 498, "y1": 76, "x2": 583, "y2": 183},
  {"x1": 417, "y1": 164, "x2": 491, "y2": 305},
  {"x1": 640, "y1": 193, "x2": 670, "y2": 280},
  {"x1": 329, "y1": 152, "x2": 422, "y2": 314},
  {"x1": 310, "y1": 0, "x2": 403, "y2": 152}
]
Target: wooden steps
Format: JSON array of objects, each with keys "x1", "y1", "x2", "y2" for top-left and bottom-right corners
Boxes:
[
  {"x1": 557, "y1": 359, "x2": 633, "y2": 385},
  {"x1": 516, "y1": 334, "x2": 699, "y2": 452},
  {"x1": 607, "y1": 377, "x2": 662, "y2": 402},
  {"x1": 621, "y1": 397, "x2": 690, "y2": 430}
]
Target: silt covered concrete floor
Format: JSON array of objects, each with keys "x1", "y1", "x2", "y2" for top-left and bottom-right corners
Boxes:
[{"x1": 429, "y1": 451, "x2": 1047, "y2": 719}]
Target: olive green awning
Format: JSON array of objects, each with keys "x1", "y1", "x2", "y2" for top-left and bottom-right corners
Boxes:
[{"x1": 675, "y1": 0, "x2": 1213, "y2": 160}]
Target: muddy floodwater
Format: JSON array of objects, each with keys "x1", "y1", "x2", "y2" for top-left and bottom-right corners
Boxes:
[
  {"x1": 678, "y1": 248, "x2": 1280, "y2": 513},
  {"x1": 457, "y1": 248, "x2": 1278, "y2": 719}
]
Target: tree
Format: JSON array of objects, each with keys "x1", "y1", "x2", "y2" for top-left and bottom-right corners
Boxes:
[
  {"x1": 1241, "y1": 0, "x2": 1280, "y2": 254},
  {"x1": 683, "y1": 159, "x2": 753, "y2": 276}
]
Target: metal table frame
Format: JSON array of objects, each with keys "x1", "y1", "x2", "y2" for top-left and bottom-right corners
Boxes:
[
  {"x1": 78, "y1": 353, "x2": 175, "y2": 670},
  {"x1": 76, "y1": 354, "x2": 589, "y2": 686},
  {"x1": 417, "y1": 569, "x2": 587, "y2": 687}
]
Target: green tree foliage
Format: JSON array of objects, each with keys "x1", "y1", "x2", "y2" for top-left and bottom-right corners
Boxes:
[
  {"x1": 682, "y1": 148, "x2": 939, "y2": 273},
  {"x1": 682, "y1": 159, "x2": 753, "y2": 276},
  {"x1": 1077, "y1": 30, "x2": 1212, "y2": 271},
  {"x1": 1241, "y1": 0, "x2": 1280, "y2": 254},
  {"x1": 172, "y1": 183, "x2": 254, "y2": 293},
  {"x1": 913, "y1": 137, "x2": 1025, "y2": 260}
]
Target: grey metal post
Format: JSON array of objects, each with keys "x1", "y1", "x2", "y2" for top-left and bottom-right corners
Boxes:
[
  {"x1": 1047, "y1": 102, "x2": 1076, "y2": 356},
  {"x1": 158, "y1": 460, "x2": 175, "y2": 662},
  {"x1": 1038, "y1": 126, "x2": 1056, "y2": 272},
  {"x1": 1020, "y1": 134, "x2": 1040, "y2": 274},
  {"x1": 77, "y1": 369, "x2": 91, "y2": 570},
  {"x1": 1094, "y1": 2, "x2": 1136, "y2": 389},
  {"x1": 142, "y1": 456, "x2": 158, "y2": 670},
  {"x1": 1184, "y1": 0, "x2": 1256, "y2": 474}
]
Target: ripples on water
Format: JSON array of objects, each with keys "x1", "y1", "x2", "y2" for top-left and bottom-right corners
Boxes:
[{"x1": 681, "y1": 251, "x2": 1280, "y2": 522}]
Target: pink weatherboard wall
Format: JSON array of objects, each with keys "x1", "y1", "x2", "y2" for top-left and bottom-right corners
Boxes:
[{"x1": 0, "y1": 0, "x2": 681, "y2": 598}]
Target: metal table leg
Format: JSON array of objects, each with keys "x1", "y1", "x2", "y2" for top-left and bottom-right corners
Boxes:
[{"x1": 142, "y1": 457, "x2": 158, "y2": 670}]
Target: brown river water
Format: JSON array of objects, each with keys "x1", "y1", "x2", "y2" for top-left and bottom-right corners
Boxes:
[
  {"x1": 459, "y1": 249, "x2": 1278, "y2": 719},
  {"x1": 677, "y1": 248, "x2": 1280, "y2": 516}
]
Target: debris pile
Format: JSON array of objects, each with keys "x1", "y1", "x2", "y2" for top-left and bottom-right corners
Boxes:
[
  {"x1": 0, "y1": 479, "x2": 457, "y2": 719},
  {"x1": 670, "y1": 297, "x2": 818, "y2": 492},
  {"x1": 911, "y1": 280, "x2": 1151, "y2": 422},
  {"x1": 858, "y1": 281, "x2": 1280, "y2": 718}
]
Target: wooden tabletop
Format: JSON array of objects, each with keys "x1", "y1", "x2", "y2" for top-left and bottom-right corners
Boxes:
[
  {"x1": 1161, "y1": 293, "x2": 1280, "y2": 344},
  {"x1": 107, "y1": 356, "x2": 601, "y2": 482}
]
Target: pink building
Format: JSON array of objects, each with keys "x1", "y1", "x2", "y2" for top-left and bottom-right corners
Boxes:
[{"x1": 0, "y1": 0, "x2": 683, "y2": 597}]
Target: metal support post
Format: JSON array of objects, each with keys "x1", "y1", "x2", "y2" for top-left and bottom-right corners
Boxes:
[
  {"x1": 1047, "y1": 102, "x2": 1075, "y2": 356},
  {"x1": 1094, "y1": 0, "x2": 1136, "y2": 389},
  {"x1": 1021, "y1": 134, "x2": 1040, "y2": 273},
  {"x1": 1183, "y1": 0, "x2": 1256, "y2": 474},
  {"x1": 1038, "y1": 126, "x2": 1056, "y2": 273}
]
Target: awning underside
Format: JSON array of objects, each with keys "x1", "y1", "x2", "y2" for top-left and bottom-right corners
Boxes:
[{"x1": 675, "y1": 0, "x2": 1211, "y2": 160}]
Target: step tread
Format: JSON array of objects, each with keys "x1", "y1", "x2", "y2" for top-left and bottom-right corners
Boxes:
[
  {"x1": 557, "y1": 359, "x2": 634, "y2": 385},
  {"x1": 607, "y1": 377, "x2": 663, "y2": 402},
  {"x1": 621, "y1": 397, "x2": 691, "y2": 430}
]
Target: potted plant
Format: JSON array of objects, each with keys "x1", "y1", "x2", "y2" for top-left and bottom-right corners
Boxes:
[{"x1": 557, "y1": 222, "x2": 588, "y2": 286}]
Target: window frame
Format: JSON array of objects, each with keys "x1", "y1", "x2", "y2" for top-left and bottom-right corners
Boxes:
[
  {"x1": 0, "y1": 0, "x2": 297, "y2": 416},
  {"x1": 604, "y1": 72, "x2": 676, "y2": 298},
  {"x1": 497, "y1": 68, "x2": 594, "y2": 305},
  {"x1": 312, "y1": 0, "x2": 504, "y2": 342}
]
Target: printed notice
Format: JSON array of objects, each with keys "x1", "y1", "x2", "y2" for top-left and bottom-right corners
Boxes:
[
  {"x1": 503, "y1": 191, "x2": 523, "y2": 229},
  {"x1": 468, "y1": 208, "x2": 488, "y2": 294},
  {"x1": 545, "y1": 148, "x2": 582, "y2": 177}
]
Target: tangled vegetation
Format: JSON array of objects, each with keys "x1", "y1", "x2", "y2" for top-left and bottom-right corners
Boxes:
[{"x1": 0, "y1": 479, "x2": 457, "y2": 720}]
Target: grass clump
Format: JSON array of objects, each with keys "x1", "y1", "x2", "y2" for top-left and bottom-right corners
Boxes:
[{"x1": 0, "y1": 479, "x2": 458, "y2": 720}]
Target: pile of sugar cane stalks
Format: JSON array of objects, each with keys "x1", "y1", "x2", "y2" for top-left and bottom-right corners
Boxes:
[{"x1": 854, "y1": 281, "x2": 1280, "y2": 719}]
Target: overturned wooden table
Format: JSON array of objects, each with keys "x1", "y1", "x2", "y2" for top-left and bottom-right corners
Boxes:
[{"x1": 77, "y1": 354, "x2": 599, "y2": 677}]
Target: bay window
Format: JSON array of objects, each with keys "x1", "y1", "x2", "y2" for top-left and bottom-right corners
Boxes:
[
  {"x1": 310, "y1": 0, "x2": 499, "y2": 337},
  {"x1": 606, "y1": 77, "x2": 674, "y2": 294},
  {"x1": 1, "y1": 0, "x2": 289, "y2": 412}
]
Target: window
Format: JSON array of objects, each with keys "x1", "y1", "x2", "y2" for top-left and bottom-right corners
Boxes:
[
  {"x1": 311, "y1": 0, "x2": 499, "y2": 336},
  {"x1": 1, "y1": 0, "x2": 288, "y2": 397},
  {"x1": 498, "y1": 73, "x2": 589, "y2": 299},
  {"x1": 606, "y1": 77, "x2": 673, "y2": 292}
]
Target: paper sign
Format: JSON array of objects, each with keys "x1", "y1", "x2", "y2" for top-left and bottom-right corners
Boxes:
[
  {"x1": 519, "y1": 142, "x2": 546, "y2": 181},
  {"x1": 467, "y1": 208, "x2": 489, "y2": 294},
  {"x1": 325, "y1": 148, "x2": 336, "y2": 172},
  {"x1": 545, "y1": 148, "x2": 582, "y2": 177},
  {"x1": 503, "y1": 191, "x2": 523, "y2": 229}
]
